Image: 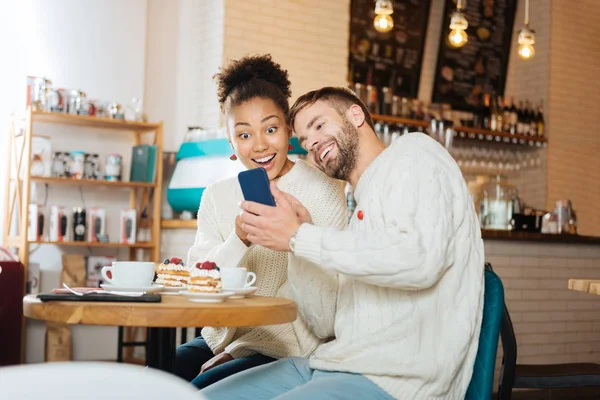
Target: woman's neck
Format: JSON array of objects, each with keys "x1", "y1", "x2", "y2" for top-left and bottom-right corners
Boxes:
[{"x1": 275, "y1": 158, "x2": 295, "y2": 180}]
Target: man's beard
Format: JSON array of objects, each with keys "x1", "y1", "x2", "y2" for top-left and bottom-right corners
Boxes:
[{"x1": 320, "y1": 119, "x2": 359, "y2": 181}]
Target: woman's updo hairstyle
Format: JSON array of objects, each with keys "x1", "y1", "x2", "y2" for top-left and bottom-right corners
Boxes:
[{"x1": 214, "y1": 54, "x2": 291, "y2": 115}]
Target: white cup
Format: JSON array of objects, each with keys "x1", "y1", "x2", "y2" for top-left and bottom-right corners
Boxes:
[
  {"x1": 101, "y1": 261, "x2": 155, "y2": 287},
  {"x1": 220, "y1": 268, "x2": 256, "y2": 289}
]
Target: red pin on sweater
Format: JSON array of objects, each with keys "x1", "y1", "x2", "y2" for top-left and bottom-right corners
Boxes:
[{"x1": 357, "y1": 210, "x2": 364, "y2": 220}]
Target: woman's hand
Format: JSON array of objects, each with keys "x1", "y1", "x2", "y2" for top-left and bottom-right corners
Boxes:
[
  {"x1": 200, "y1": 352, "x2": 234, "y2": 374},
  {"x1": 235, "y1": 215, "x2": 252, "y2": 247}
]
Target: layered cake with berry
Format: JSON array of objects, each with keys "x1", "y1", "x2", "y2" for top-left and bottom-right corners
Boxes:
[
  {"x1": 155, "y1": 257, "x2": 190, "y2": 288},
  {"x1": 189, "y1": 261, "x2": 223, "y2": 293}
]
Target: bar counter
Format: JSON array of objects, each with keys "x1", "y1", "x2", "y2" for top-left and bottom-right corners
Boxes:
[
  {"x1": 482, "y1": 229, "x2": 600, "y2": 245},
  {"x1": 483, "y1": 230, "x2": 600, "y2": 381}
]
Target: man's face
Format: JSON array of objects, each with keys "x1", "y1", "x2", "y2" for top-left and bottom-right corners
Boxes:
[{"x1": 294, "y1": 100, "x2": 359, "y2": 181}]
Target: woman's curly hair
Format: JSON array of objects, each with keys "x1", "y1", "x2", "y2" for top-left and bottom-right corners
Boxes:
[{"x1": 214, "y1": 54, "x2": 291, "y2": 114}]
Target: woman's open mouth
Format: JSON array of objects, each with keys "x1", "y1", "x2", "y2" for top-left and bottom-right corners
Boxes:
[{"x1": 252, "y1": 153, "x2": 276, "y2": 170}]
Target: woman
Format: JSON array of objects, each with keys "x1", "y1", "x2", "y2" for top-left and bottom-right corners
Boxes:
[{"x1": 175, "y1": 54, "x2": 348, "y2": 389}]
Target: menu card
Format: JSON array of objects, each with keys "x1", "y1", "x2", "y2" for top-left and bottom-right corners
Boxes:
[
  {"x1": 349, "y1": 0, "x2": 432, "y2": 98},
  {"x1": 432, "y1": 0, "x2": 517, "y2": 111}
]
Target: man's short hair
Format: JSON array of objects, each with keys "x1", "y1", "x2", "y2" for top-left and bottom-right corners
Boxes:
[{"x1": 287, "y1": 86, "x2": 375, "y2": 133}]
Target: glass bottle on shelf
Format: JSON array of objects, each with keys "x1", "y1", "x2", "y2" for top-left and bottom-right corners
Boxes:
[
  {"x1": 516, "y1": 101, "x2": 526, "y2": 135},
  {"x1": 502, "y1": 97, "x2": 511, "y2": 133},
  {"x1": 536, "y1": 101, "x2": 545, "y2": 137},
  {"x1": 528, "y1": 102, "x2": 537, "y2": 136},
  {"x1": 482, "y1": 94, "x2": 492, "y2": 130},
  {"x1": 380, "y1": 87, "x2": 391, "y2": 115},
  {"x1": 490, "y1": 95, "x2": 498, "y2": 131},
  {"x1": 400, "y1": 97, "x2": 409, "y2": 118},
  {"x1": 495, "y1": 96, "x2": 504, "y2": 132},
  {"x1": 509, "y1": 97, "x2": 518, "y2": 134}
]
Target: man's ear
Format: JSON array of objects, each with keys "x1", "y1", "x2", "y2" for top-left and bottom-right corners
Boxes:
[{"x1": 347, "y1": 104, "x2": 367, "y2": 128}]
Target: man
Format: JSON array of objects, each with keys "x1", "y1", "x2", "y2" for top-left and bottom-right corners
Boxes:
[{"x1": 202, "y1": 87, "x2": 485, "y2": 400}]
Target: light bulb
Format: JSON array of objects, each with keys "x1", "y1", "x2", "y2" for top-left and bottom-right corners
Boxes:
[
  {"x1": 518, "y1": 43, "x2": 535, "y2": 60},
  {"x1": 374, "y1": 14, "x2": 394, "y2": 33},
  {"x1": 448, "y1": 29, "x2": 468, "y2": 48},
  {"x1": 517, "y1": 26, "x2": 535, "y2": 60}
]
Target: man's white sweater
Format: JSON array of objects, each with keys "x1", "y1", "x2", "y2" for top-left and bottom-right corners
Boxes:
[
  {"x1": 294, "y1": 133, "x2": 485, "y2": 400},
  {"x1": 187, "y1": 160, "x2": 347, "y2": 359}
]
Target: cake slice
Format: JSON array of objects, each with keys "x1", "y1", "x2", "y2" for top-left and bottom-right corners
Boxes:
[
  {"x1": 155, "y1": 257, "x2": 190, "y2": 288},
  {"x1": 189, "y1": 261, "x2": 223, "y2": 293}
]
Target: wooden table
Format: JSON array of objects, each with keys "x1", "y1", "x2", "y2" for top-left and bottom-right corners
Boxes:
[
  {"x1": 23, "y1": 294, "x2": 297, "y2": 372},
  {"x1": 568, "y1": 279, "x2": 600, "y2": 295}
]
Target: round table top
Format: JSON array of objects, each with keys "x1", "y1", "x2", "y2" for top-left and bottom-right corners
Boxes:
[{"x1": 23, "y1": 294, "x2": 297, "y2": 328}]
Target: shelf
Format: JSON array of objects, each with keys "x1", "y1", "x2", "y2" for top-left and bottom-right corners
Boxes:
[
  {"x1": 31, "y1": 176, "x2": 155, "y2": 188},
  {"x1": 28, "y1": 241, "x2": 155, "y2": 248},
  {"x1": 31, "y1": 111, "x2": 160, "y2": 132},
  {"x1": 161, "y1": 219, "x2": 197, "y2": 229},
  {"x1": 371, "y1": 114, "x2": 547, "y2": 147},
  {"x1": 370, "y1": 114, "x2": 430, "y2": 128},
  {"x1": 454, "y1": 126, "x2": 547, "y2": 147}
]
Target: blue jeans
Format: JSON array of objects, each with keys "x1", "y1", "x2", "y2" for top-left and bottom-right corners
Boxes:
[
  {"x1": 201, "y1": 357, "x2": 395, "y2": 400},
  {"x1": 174, "y1": 336, "x2": 276, "y2": 389}
]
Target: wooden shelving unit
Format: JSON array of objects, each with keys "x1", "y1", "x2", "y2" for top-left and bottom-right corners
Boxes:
[
  {"x1": 27, "y1": 240, "x2": 155, "y2": 248},
  {"x1": 161, "y1": 219, "x2": 197, "y2": 229},
  {"x1": 3, "y1": 107, "x2": 164, "y2": 363},
  {"x1": 371, "y1": 113, "x2": 548, "y2": 147},
  {"x1": 30, "y1": 110, "x2": 160, "y2": 132},
  {"x1": 31, "y1": 176, "x2": 156, "y2": 189}
]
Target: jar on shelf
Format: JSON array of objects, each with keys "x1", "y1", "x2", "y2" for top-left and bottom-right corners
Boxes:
[
  {"x1": 481, "y1": 175, "x2": 516, "y2": 230},
  {"x1": 69, "y1": 151, "x2": 85, "y2": 180}
]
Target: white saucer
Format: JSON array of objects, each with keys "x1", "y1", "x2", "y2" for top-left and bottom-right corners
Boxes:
[
  {"x1": 100, "y1": 283, "x2": 164, "y2": 294},
  {"x1": 225, "y1": 286, "x2": 258, "y2": 299},
  {"x1": 179, "y1": 290, "x2": 235, "y2": 303},
  {"x1": 158, "y1": 286, "x2": 186, "y2": 295}
]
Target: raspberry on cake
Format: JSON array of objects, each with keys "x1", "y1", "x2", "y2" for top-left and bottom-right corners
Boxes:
[
  {"x1": 188, "y1": 261, "x2": 223, "y2": 293},
  {"x1": 155, "y1": 257, "x2": 190, "y2": 288}
]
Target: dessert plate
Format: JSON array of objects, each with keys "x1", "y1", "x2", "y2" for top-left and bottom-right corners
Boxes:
[
  {"x1": 179, "y1": 290, "x2": 235, "y2": 303},
  {"x1": 100, "y1": 283, "x2": 164, "y2": 294}
]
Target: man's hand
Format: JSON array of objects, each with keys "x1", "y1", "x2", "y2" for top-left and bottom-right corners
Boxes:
[
  {"x1": 235, "y1": 215, "x2": 251, "y2": 247},
  {"x1": 239, "y1": 182, "x2": 309, "y2": 251},
  {"x1": 280, "y1": 190, "x2": 312, "y2": 225},
  {"x1": 200, "y1": 352, "x2": 234, "y2": 374}
]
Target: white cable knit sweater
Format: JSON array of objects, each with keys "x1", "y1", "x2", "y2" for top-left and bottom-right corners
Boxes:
[
  {"x1": 187, "y1": 160, "x2": 347, "y2": 359},
  {"x1": 293, "y1": 133, "x2": 485, "y2": 400}
]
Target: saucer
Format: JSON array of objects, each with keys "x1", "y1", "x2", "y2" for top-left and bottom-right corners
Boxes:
[
  {"x1": 179, "y1": 290, "x2": 235, "y2": 303},
  {"x1": 100, "y1": 283, "x2": 164, "y2": 294},
  {"x1": 224, "y1": 286, "x2": 258, "y2": 299},
  {"x1": 158, "y1": 286, "x2": 186, "y2": 295}
]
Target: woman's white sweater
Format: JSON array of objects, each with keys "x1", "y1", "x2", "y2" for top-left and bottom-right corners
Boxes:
[{"x1": 187, "y1": 160, "x2": 347, "y2": 359}]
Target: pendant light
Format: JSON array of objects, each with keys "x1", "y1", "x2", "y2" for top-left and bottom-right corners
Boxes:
[
  {"x1": 448, "y1": 0, "x2": 468, "y2": 48},
  {"x1": 373, "y1": 0, "x2": 394, "y2": 33},
  {"x1": 517, "y1": 0, "x2": 535, "y2": 60}
]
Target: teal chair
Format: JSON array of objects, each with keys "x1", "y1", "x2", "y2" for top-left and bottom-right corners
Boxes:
[{"x1": 465, "y1": 263, "x2": 505, "y2": 400}]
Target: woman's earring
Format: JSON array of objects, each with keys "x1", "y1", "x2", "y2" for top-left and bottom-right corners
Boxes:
[
  {"x1": 288, "y1": 143, "x2": 293, "y2": 150},
  {"x1": 229, "y1": 154, "x2": 237, "y2": 161}
]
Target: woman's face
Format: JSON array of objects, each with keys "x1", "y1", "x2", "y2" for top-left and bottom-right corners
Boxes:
[{"x1": 227, "y1": 97, "x2": 293, "y2": 180}]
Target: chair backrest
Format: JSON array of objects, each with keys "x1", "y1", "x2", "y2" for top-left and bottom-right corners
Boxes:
[
  {"x1": 497, "y1": 290, "x2": 518, "y2": 399},
  {"x1": 465, "y1": 263, "x2": 505, "y2": 400}
]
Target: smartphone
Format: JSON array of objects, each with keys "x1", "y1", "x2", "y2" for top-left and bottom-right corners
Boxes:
[{"x1": 238, "y1": 168, "x2": 276, "y2": 207}]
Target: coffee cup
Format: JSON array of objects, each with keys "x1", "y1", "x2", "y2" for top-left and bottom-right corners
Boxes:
[
  {"x1": 101, "y1": 261, "x2": 155, "y2": 287},
  {"x1": 220, "y1": 268, "x2": 256, "y2": 289}
]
